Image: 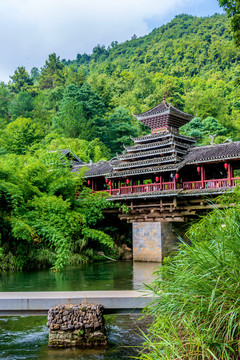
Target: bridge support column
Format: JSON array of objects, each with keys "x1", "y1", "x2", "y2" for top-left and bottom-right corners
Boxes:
[{"x1": 132, "y1": 222, "x2": 180, "y2": 262}]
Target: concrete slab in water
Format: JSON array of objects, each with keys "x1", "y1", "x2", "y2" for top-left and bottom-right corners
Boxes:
[{"x1": 0, "y1": 290, "x2": 153, "y2": 316}]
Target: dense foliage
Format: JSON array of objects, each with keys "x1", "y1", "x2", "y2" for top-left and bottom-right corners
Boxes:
[
  {"x1": 1, "y1": 13, "x2": 240, "y2": 271},
  {"x1": 0, "y1": 151, "x2": 117, "y2": 271},
  {"x1": 219, "y1": 0, "x2": 240, "y2": 46},
  {"x1": 140, "y1": 188, "x2": 240, "y2": 359}
]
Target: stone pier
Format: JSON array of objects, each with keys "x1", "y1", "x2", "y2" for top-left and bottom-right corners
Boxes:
[
  {"x1": 47, "y1": 304, "x2": 107, "y2": 348},
  {"x1": 132, "y1": 221, "x2": 181, "y2": 262}
]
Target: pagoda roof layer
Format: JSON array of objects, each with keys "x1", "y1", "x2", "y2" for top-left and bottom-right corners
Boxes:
[
  {"x1": 125, "y1": 139, "x2": 190, "y2": 152},
  {"x1": 135, "y1": 101, "x2": 193, "y2": 121},
  {"x1": 132, "y1": 131, "x2": 196, "y2": 144},
  {"x1": 118, "y1": 146, "x2": 187, "y2": 161},
  {"x1": 113, "y1": 154, "x2": 182, "y2": 170}
]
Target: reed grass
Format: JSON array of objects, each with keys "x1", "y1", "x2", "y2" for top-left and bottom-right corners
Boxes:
[{"x1": 139, "y1": 190, "x2": 240, "y2": 359}]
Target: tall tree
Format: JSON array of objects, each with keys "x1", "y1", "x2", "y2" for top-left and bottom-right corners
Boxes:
[
  {"x1": 218, "y1": 0, "x2": 240, "y2": 46},
  {"x1": 53, "y1": 83, "x2": 106, "y2": 139},
  {"x1": 9, "y1": 66, "x2": 33, "y2": 93},
  {"x1": 8, "y1": 91, "x2": 34, "y2": 120},
  {"x1": 38, "y1": 53, "x2": 65, "y2": 89}
]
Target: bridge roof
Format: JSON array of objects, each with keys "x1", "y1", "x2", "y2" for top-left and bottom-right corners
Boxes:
[
  {"x1": 184, "y1": 141, "x2": 240, "y2": 165},
  {"x1": 72, "y1": 160, "x2": 117, "y2": 178}
]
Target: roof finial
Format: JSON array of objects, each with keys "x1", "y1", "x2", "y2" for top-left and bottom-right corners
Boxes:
[{"x1": 163, "y1": 92, "x2": 166, "y2": 102}]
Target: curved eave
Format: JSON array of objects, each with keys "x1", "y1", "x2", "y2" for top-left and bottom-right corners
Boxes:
[
  {"x1": 125, "y1": 139, "x2": 190, "y2": 153},
  {"x1": 113, "y1": 155, "x2": 181, "y2": 170},
  {"x1": 118, "y1": 147, "x2": 187, "y2": 161},
  {"x1": 132, "y1": 132, "x2": 196, "y2": 144},
  {"x1": 134, "y1": 102, "x2": 193, "y2": 121}
]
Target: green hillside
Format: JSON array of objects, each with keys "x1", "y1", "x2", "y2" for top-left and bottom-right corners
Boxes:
[{"x1": 62, "y1": 14, "x2": 240, "y2": 141}]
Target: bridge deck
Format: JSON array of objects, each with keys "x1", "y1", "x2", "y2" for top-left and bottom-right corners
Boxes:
[{"x1": 0, "y1": 290, "x2": 153, "y2": 316}]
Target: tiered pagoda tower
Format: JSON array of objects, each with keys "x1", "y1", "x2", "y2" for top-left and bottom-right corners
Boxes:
[{"x1": 107, "y1": 97, "x2": 196, "y2": 193}]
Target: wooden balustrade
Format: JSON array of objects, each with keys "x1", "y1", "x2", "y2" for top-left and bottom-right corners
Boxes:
[
  {"x1": 204, "y1": 179, "x2": 228, "y2": 189},
  {"x1": 162, "y1": 182, "x2": 174, "y2": 191},
  {"x1": 231, "y1": 177, "x2": 240, "y2": 186},
  {"x1": 183, "y1": 181, "x2": 202, "y2": 190},
  {"x1": 93, "y1": 177, "x2": 240, "y2": 196}
]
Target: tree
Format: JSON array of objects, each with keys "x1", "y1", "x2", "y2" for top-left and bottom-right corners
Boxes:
[
  {"x1": 38, "y1": 53, "x2": 65, "y2": 89},
  {"x1": 8, "y1": 91, "x2": 34, "y2": 120},
  {"x1": 9, "y1": 66, "x2": 33, "y2": 93},
  {"x1": 53, "y1": 83, "x2": 106, "y2": 139},
  {"x1": 218, "y1": 0, "x2": 240, "y2": 46},
  {"x1": 180, "y1": 116, "x2": 228, "y2": 144},
  {"x1": 30, "y1": 67, "x2": 40, "y2": 83},
  {"x1": 106, "y1": 107, "x2": 138, "y2": 155},
  {"x1": 0, "y1": 117, "x2": 44, "y2": 154},
  {"x1": 0, "y1": 82, "x2": 10, "y2": 122}
]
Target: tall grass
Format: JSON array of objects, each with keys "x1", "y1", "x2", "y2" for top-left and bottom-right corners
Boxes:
[{"x1": 139, "y1": 190, "x2": 240, "y2": 359}]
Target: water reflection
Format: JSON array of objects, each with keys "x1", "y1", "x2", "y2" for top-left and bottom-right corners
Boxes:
[
  {"x1": 0, "y1": 261, "x2": 159, "y2": 292},
  {"x1": 133, "y1": 261, "x2": 160, "y2": 290}
]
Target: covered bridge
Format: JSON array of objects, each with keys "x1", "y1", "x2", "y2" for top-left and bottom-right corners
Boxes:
[{"x1": 73, "y1": 97, "x2": 240, "y2": 262}]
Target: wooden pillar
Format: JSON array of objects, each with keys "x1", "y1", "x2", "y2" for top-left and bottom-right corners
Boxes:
[
  {"x1": 160, "y1": 175, "x2": 162, "y2": 190},
  {"x1": 201, "y1": 166, "x2": 205, "y2": 189},
  {"x1": 110, "y1": 181, "x2": 112, "y2": 195},
  {"x1": 173, "y1": 175, "x2": 176, "y2": 190},
  {"x1": 228, "y1": 163, "x2": 232, "y2": 186},
  {"x1": 131, "y1": 179, "x2": 133, "y2": 193},
  {"x1": 92, "y1": 180, "x2": 94, "y2": 192},
  {"x1": 118, "y1": 180, "x2": 121, "y2": 195}
]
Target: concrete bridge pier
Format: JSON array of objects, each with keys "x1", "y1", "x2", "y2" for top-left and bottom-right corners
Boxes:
[{"x1": 132, "y1": 221, "x2": 183, "y2": 262}]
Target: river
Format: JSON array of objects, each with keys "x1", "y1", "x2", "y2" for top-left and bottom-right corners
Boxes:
[{"x1": 0, "y1": 261, "x2": 159, "y2": 359}]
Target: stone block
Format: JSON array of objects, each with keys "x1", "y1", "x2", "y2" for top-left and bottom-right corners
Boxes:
[{"x1": 48, "y1": 304, "x2": 107, "y2": 348}]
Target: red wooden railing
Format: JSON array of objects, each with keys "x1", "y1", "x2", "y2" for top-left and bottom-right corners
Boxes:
[
  {"x1": 204, "y1": 179, "x2": 228, "y2": 189},
  {"x1": 231, "y1": 177, "x2": 240, "y2": 186},
  {"x1": 94, "y1": 177, "x2": 240, "y2": 196},
  {"x1": 162, "y1": 182, "x2": 175, "y2": 191},
  {"x1": 183, "y1": 181, "x2": 202, "y2": 190}
]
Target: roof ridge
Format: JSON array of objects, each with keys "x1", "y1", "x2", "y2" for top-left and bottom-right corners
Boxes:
[{"x1": 193, "y1": 141, "x2": 240, "y2": 151}]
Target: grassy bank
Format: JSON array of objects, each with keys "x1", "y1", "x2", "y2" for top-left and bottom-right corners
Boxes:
[{"x1": 139, "y1": 188, "x2": 240, "y2": 359}]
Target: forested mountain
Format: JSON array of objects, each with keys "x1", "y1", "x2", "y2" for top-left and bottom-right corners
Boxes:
[
  {"x1": 1, "y1": 13, "x2": 240, "y2": 156},
  {"x1": 0, "y1": 13, "x2": 240, "y2": 271}
]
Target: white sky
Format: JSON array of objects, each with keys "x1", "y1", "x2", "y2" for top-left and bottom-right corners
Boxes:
[{"x1": 0, "y1": 0, "x2": 222, "y2": 83}]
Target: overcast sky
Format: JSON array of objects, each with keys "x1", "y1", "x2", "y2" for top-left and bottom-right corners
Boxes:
[{"x1": 0, "y1": 0, "x2": 223, "y2": 83}]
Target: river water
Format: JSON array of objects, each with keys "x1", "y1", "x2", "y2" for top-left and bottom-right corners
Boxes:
[{"x1": 0, "y1": 261, "x2": 159, "y2": 360}]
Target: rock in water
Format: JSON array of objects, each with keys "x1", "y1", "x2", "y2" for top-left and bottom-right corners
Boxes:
[{"x1": 47, "y1": 304, "x2": 107, "y2": 348}]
